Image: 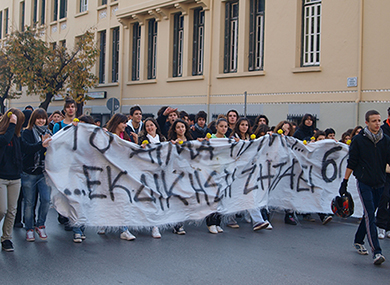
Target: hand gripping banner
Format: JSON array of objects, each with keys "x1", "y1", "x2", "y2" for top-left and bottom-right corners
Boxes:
[{"x1": 45, "y1": 124, "x2": 362, "y2": 228}]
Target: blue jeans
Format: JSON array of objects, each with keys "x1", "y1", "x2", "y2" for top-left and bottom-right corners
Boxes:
[
  {"x1": 22, "y1": 173, "x2": 51, "y2": 231},
  {"x1": 73, "y1": 226, "x2": 85, "y2": 235},
  {"x1": 354, "y1": 180, "x2": 383, "y2": 255}
]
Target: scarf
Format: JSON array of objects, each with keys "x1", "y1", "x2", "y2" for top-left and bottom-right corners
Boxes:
[
  {"x1": 147, "y1": 133, "x2": 160, "y2": 143},
  {"x1": 364, "y1": 126, "x2": 383, "y2": 144},
  {"x1": 31, "y1": 125, "x2": 52, "y2": 172},
  {"x1": 195, "y1": 123, "x2": 208, "y2": 135}
]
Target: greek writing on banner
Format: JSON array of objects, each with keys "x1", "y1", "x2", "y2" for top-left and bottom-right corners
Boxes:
[{"x1": 45, "y1": 124, "x2": 361, "y2": 228}]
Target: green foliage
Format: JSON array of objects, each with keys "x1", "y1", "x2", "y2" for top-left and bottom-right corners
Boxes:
[
  {"x1": 6, "y1": 26, "x2": 99, "y2": 110},
  {"x1": 0, "y1": 48, "x2": 20, "y2": 113}
]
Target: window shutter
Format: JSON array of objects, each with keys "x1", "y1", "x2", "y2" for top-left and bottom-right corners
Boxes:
[
  {"x1": 147, "y1": 20, "x2": 153, "y2": 79},
  {"x1": 192, "y1": 9, "x2": 199, "y2": 76},
  {"x1": 132, "y1": 23, "x2": 138, "y2": 81},
  {"x1": 41, "y1": 0, "x2": 46, "y2": 24},
  {"x1": 172, "y1": 13, "x2": 179, "y2": 77},
  {"x1": 248, "y1": 0, "x2": 255, "y2": 71},
  {"x1": 224, "y1": 3, "x2": 231, "y2": 73}
]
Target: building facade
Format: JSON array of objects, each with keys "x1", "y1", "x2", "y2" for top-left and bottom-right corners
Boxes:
[{"x1": 1, "y1": 0, "x2": 389, "y2": 135}]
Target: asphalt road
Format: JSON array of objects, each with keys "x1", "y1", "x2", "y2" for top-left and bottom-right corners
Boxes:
[{"x1": 0, "y1": 209, "x2": 389, "y2": 285}]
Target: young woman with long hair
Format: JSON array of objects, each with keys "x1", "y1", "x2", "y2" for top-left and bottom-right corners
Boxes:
[
  {"x1": 138, "y1": 117, "x2": 166, "y2": 238},
  {"x1": 0, "y1": 108, "x2": 25, "y2": 251},
  {"x1": 21, "y1": 108, "x2": 52, "y2": 242},
  {"x1": 274, "y1": 121, "x2": 294, "y2": 137},
  {"x1": 168, "y1": 119, "x2": 193, "y2": 143},
  {"x1": 232, "y1": 117, "x2": 251, "y2": 140},
  {"x1": 205, "y1": 118, "x2": 230, "y2": 234},
  {"x1": 168, "y1": 119, "x2": 192, "y2": 235},
  {"x1": 103, "y1": 113, "x2": 136, "y2": 241},
  {"x1": 138, "y1": 117, "x2": 166, "y2": 146},
  {"x1": 293, "y1": 114, "x2": 315, "y2": 141},
  {"x1": 107, "y1": 114, "x2": 132, "y2": 141}
]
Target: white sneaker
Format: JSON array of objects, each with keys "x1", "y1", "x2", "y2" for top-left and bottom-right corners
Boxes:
[
  {"x1": 265, "y1": 221, "x2": 273, "y2": 230},
  {"x1": 208, "y1": 225, "x2": 218, "y2": 234},
  {"x1": 120, "y1": 230, "x2": 136, "y2": 241},
  {"x1": 374, "y1": 253, "x2": 386, "y2": 265},
  {"x1": 26, "y1": 230, "x2": 35, "y2": 242},
  {"x1": 152, "y1": 227, "x2": 161, "y2": 239},
  {"x1": 35, "y1": 226, "x2": 47, "y2": 240},
  {"x1": 386, "y1": 231, "x2": 390, "y2": 238},
  {"x1": 73, "y1": 233, "x2": 82, "y2": 243},
  {"x1": 378, "y1": 228, "x2": 385, "y2": 239},
  {"x1": 216, "y1": 226, "x2": 224, "y2": 233}
]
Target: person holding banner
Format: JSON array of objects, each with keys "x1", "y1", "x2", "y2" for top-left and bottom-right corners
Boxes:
[
  {"x1": 168, "y1": 119, "x2": 194, "y2": 235},
  {"x1": 0, "y1": 109, "x2": 25, "y2": 252},
  {"x1": 53, "y1": 97, "x2": 77, "y2": 232},
  {"x1": 104, "y1": 113, "x2": 137, "y2": 241},
  {"x1": 205, "y1": 118, "x2": 230, "y2": 234},
  {"x1": 139, "y1": 117, "x2": 166, "y2": 238},
  {"x1": 340, "y1": 110, "x2": 390, "y2": 265},
  {"x1": 233, "y1": 117, "x2": 270, "y2": 231},
  {"x1": 293, "y1": 114, "x2": 315, "y2": 141}
]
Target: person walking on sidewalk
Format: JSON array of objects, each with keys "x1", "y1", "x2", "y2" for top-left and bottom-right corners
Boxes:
[{"x1": 340, "y1": 110, "x2": 390, "y2": 265}]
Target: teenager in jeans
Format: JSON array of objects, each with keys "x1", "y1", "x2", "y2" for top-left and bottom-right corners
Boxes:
[
  {"x1": 340, "y1": 110, "x2": 390, "y2": 265},
  {"x1": 0, "y1": 109, "x2": 25, "y2": 252},
  {"x1": 53, "y1": 97, "x2": 86, "y2": 241},
  {"x1": 21, "y1": 109, "x2": 52, "y2": 242}
]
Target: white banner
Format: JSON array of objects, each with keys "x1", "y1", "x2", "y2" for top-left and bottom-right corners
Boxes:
[{"x1": 45, "y1": 124, "x2": 362, "y2": 228}]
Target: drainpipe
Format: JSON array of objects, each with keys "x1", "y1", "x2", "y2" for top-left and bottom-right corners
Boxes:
[
  {"x1": 356, "y1": 0, "x2": 364, "y2": 124},
  {"x1": 206, "y1": 0, "x2": 214, "y2": 122}
]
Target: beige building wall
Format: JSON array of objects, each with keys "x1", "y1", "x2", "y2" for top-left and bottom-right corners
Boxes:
[{"x1": 0, "y1": 0, "x2": 389, "y2": 136}]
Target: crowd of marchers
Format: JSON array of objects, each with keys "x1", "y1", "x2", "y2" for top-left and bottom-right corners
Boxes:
[{"x1": 0, "y1": 98, "x2": 389, "y2": 266}]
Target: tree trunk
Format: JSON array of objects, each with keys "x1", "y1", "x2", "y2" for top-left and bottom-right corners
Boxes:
[
  {"x1": 76, "y1": 94, "x2": 84, "y2": 117},
  {"x1": 0, "y1": 89, "x2": 9, "y2": 114},
  {"x1": 0, "y1": 97, "x2": 5, "y2": 114},
  {"x1": 39, "y1": 92, "x2": 54, "y2": 111}
]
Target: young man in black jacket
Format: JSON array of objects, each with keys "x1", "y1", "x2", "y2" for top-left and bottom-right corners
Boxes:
[{"x1": 340, "y1": 110, "x2": 390, "y2": 265}]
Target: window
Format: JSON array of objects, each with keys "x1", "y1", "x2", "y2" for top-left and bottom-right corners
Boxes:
[
  {"x1": 100, "y1": 0, "x2": 107, "y2": 5},
  {"x1": 33, "y1": 0, "x2": 38, "y2": 24},
  {"x1": 53, "y1": 0, "x2": 58, "y2": 21},
  {"x1": 20, "y1": 1, "x2": 25, "y2": 31},
  {"x1": 111, "y1": 27, "x2": 119, "y2": 83},
  {"x1": 40, "y1": 0, "x2": 46, "y2": 24},
  {"x1": 131, "y1": 23, "x2": 141, "y2": 81},
  {"x1": 147, "y1": 19, "x2": 157, "y2": 79},
  {"x1": 192, "y1": 8, "x2": 204, "y2": 76},
  {"x1": 224, "y1": 1, "x2": 239, "y2": 73},
  {"x1": 59, "y1": 0, "x2": 67, "y2": 19},
  {"x1": 249, "y1": 0, "x2": 264, "y2": 71},
  {"x1": 98, "y1": 30, "x2": 106, "y2": 84},
  {"x1": 173, "y1": 13, "x2": 184, "y2": 77},
  {"x1": 302, "y1": 0, "x2": 321, "y2": 66},
  {"x1": 80, "y1": 0, "x2": 88, "y2": 13},
  {"x1": 4, "y1": 9, "x2": 8, "y2": 35},
  {"x1": 60, "y1": 39, "x2": 66, "y2": 47}
]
